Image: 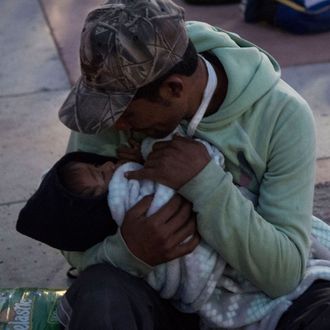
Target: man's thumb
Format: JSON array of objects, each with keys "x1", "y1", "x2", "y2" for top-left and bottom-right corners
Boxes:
[{"x1": 125, "y1": 169, "x2": 144, "y2": 180}]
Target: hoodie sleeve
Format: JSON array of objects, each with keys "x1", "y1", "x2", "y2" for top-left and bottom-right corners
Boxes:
[
  {"x1": 62, "y1": 230, "x2": 152, "y2": 277},
  {"x1": 179, "y1": 97, "x2": 316, "y2": 298}
]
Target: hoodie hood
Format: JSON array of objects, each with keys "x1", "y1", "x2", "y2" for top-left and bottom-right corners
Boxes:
[{"x1": 186, "y1": 21, "x2": 281, "y2": 129}]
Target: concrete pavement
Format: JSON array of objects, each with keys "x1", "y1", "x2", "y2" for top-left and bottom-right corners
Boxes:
[
  {"x1": 0, "y1": 0, "x2": 329, "y2": 289},
  {"x1": 0, "y1": 0, "x2": 71, "y2": 288}
]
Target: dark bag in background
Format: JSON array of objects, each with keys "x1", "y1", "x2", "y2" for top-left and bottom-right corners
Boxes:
[{"x1": 241, "y1": 0, "x2": 330, "y2": 33}]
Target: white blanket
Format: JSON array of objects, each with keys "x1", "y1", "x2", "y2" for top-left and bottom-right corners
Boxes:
[
  {"x1": 108, "y1": 139, "x2": 227, "y2": 312},
  {"x1": 108, "y1": 138, "x2": 330, "y2": 329}
]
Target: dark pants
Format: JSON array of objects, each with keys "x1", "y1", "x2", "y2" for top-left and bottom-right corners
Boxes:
[
  {"x1": 276, "y1": 280, "x2": 330, "y2": 330},
  {"x1": 58, "y1": 264, "x2": 330, "y2": 330},
  {"x1": 57, "y1": 263, "x2": 200, "y2": 330}
]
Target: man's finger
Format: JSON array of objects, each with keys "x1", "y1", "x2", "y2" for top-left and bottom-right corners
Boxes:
[
  {"x1": 171, "y1": 216, "x2": 197, "y2": 247},
  {"x1": 166, "y1": 233, "x2": 200, "y2": 260},
  {"x1": 147, "y1": 195, "x2": 184, "y2": 225},
  {"x1": 126, "y1": 194, "x2": 153, "y2": 219},
  {"x1": 165, "y1": 204, "x2": 197, "y2": 247},
  {"x1": 125, "y1": 167, "x2": 154, "y2": 181},
  {"x1": 165, "y1": 200, "x2": 192, "y2": 231},
  {"x1": 151, "y1": 140, "x2": 172, "y2": 151},
  {"x1": 127, "y1": 138, "x2": 141, "y2": 149}
]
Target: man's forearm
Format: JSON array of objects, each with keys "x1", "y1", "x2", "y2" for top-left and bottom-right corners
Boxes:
[{"x1": 179, "y1": 160, "x2": 313, "y2": 297}]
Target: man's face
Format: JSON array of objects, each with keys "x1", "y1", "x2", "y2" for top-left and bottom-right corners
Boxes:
[{"x1": 114, "y1": 97, "x2": 186, "y2": 139}]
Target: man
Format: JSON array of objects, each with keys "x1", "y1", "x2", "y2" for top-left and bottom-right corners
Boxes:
[{"x1": 56, "y1": 0, "x2": 329, "y2": 329}]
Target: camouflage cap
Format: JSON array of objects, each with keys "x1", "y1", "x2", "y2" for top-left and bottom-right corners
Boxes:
[{"x1": 59, "y1": 0, "x2": 189, "y2": 134}]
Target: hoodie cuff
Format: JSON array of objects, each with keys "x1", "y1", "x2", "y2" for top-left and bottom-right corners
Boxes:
[{"x1": 103, "y1": 230, "x2": 153, "y2": 277}]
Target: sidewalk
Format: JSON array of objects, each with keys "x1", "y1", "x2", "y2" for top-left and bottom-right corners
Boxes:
[
  {"x1": 0, "y1": 0, "x2": 329, "y2": 289},
  {"x1": 0, "y1": 0, "x2": 71, "y2": 288}
]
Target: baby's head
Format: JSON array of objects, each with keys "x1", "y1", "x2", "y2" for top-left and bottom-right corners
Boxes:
[
  {"x1": 60, "y1": 160, "x2": 117, "y2": 197},
  {"x1": 16, "y1": 152, "x2": 118, "y2": 252}
]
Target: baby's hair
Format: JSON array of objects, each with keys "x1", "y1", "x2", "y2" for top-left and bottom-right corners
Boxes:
[{"x1": 58, "y1": 161, "x2": 89, "y2": 196}]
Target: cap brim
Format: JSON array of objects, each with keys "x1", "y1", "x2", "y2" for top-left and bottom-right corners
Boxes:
[{"x1": 59, "y1": 78, "x2": 135, "y2": 134}]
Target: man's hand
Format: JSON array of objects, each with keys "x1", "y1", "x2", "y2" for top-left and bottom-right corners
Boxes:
[
  {"x1": 121, "y1": 194, "x2": 200, "y2": 266},
  {"x1": 125, "y1": 135, "x2": 211, "y2": 189},
  {"x1": 117, "y1": 138, "x2": 144, "y2": 164}
]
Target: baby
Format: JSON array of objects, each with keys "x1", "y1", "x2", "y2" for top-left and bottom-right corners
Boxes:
[
  {"x1": 56, "y1": 137, "x2": 226, "y2": 314},
  {"x1": 16, "y1": 151, "x2": 119, "y2": 252},
  {"x1": 17, "y1": 136, "x2": 228, "y2": 326},
  {"x1": 58, "y1": 137, "x2": 144, "y2": 198}
]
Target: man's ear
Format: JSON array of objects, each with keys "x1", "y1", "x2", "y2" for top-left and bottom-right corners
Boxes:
[{"x1": 159, "y1": 75, "x2": 184, "y2": 99}]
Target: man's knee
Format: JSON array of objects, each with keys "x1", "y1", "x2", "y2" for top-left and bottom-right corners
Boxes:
[
  {"x1": 277, "y1": 280, "x2": 330, "y2": 330},
  {"x1": 58, "y1": 264, "x2": 199, "y2": 330},
  {"x1": 67, "y1": 263, "x2": 150, "y2": 305},
  {"x1": 58, "y1": 264, "x2": 156, "y2": 329}
]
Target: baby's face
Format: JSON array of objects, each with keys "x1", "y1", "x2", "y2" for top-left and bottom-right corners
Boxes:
[{"x1": 71, "y1": 161, "x2": 117, "y2": 197}]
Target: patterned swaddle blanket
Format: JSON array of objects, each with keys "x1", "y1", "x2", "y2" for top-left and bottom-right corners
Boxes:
[
  {"x1": 108, "y1": 137, "x2": 227, "y2": 312},
  {"x1": 108, "y1": 135, "x2": 330, "y2": 329}
]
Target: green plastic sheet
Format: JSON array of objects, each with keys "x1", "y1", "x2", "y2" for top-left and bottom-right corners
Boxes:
[{"x1": 0, "y1": 288, "x2": 65, "y2": 330}]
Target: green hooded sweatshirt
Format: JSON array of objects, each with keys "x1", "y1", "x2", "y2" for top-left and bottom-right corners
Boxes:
[{"x1": 63, "y1": 21, "x2": 316, "y2": 298}]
